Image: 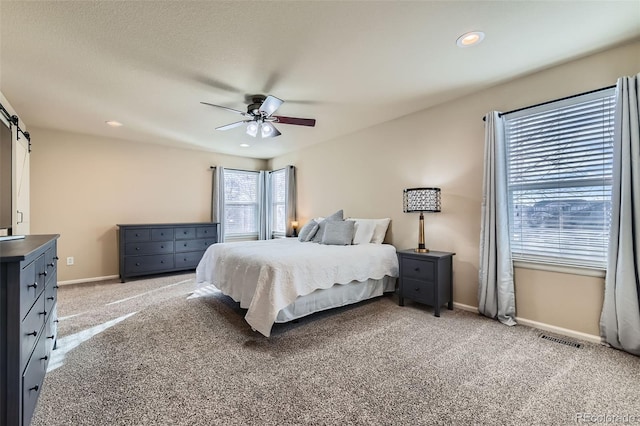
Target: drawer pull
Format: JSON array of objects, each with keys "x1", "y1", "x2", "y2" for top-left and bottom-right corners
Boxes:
[
  {"x1": 414, "y1": 287, "x2": 420, "y2": 292},
  {"x1": 29, "y1": 385, "x2": 39, "y2": 392},
  {"x1": 40, "y1": 271, "x2": 48, "y2": 277},
  {"x1": 40, "y1": 310, "x2": 47, "y2": 316},
  {"x1": 47, "y1": 296, "x2": 55, "y2": 301},
  {"x1": 54, "y1": 256, "x2": 59, "y2": 260},
  {"x1": 27, "y1": 331, "x2": 37, "y2": 337},
  {"x1": 48, "y1": 262, "x2": 55, "y2": 267},
  {"x1": 40, "y1": 355, "x2": 48, "y2": 361},
  {"x1": 184, "y1": 243, "x2": 187, "y2": 247},
  {"x1": 47, "y1": 335, "x2": 55, "y2": 340},
  {"x1": 160, "y1": 260, "x2": 164, "y2": 264},
  {"x1": 54, "y1": 319, "x2": 59, "y2": 323},
  {"x1": 135, "y1": 262, "x2": 140, "y2": 266},
  {"x1": 54, "y1": 285, "x2": 59, "y2": 289},
  {"x1": 160, "y1": 245, "x2": 164, "y2": 249},
  {"x1": 414, "y1": 268, "x2": 420, "y2": 272},
  {"x1": 136, "y1": 247, "x2": 140, "y2": 251},
  {"x1": 135, "y1": 233, "x2": 140, "y2": 237},
  {"x1": 28, "y1": 282, "x2": 38, "y2": 289}
]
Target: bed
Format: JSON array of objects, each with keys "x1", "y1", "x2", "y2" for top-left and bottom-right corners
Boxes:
[{"x1": 195, "y1": 235, "x2": 399, "y2": 337}]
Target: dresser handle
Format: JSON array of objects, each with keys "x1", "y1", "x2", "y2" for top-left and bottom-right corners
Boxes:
[
  {"x1": 48, "y1": 262, "x2": 55, "y2": 267},
  {"x1": 414, "y1": 268, "x2": 420, "y2": 272},
  {"x1": 54, "y1": 256, "x2": 59, "y2": 260},
  {"x1": 135, "y1": 262, "x2": 140, "y2": 266},
  {"x1": 414, "y1": 287, "x2": 420, "y2": 292},
  {"x1": 47, "y1": 296, "x2": 54, "y2": 301},
  {"x1": 40, "y1": 310, "x2": 47, "y2": 316},
  {"x1": 47, "y1": 335, "x2": 55, "y2": 340},
  {"x1": 29, "y1": 385, "x2": 39, "y2": 392},
  {"x1": 40, "y1": 271, "x2": 48, "y2": 277},
  {"x1": 27, "y1": 331, "x2": 37, "y2": 337},
  {"x1": 40, "y1": 355, "x2": 48, "y2": 361},
  {"x1": 28, "y1": 282, "x2": 37, "y2": 289},
  {"x1": 184, "y1": 243, "x2": 187, "y2": 247},
  {"x1": 54, "y1": 285, "x2": 59, "y2": 289},
  {"x1": 54, "y1": 319, "x2": 59, "y2": 323},
  {"x1": 136, "y1": 247, "x2": 140, "y2": 251}
]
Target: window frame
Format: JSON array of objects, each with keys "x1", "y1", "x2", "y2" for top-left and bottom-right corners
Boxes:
[
  {"x1": 222, "y1": 169, "x2": 260, "y2": 240},
  {"x1": 503, "y1": 87, "x2": 616, "y2": 272},
  {"x1": 269, "y1": 168, "x2": 287, "y2": 238}
]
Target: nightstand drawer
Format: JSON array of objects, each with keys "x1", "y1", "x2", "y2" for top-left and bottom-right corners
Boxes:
[
  {"x1": 401, "y1": 278, "x2": 435, "y2": 305},
  {"x1": 401, "y1": 257, "x2": 435, "y2": 281}
]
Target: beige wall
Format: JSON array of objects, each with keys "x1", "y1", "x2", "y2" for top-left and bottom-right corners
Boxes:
[
  {"x1": 30, "y1": 128, "x2": 266, "y2": 282},
  {"x1": 270, "y1": 40, "x2": 640, "y2": 338}
]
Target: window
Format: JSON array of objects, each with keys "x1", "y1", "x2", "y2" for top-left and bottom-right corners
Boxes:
[
  {"x1": 223, "y1": 169, "x2": 259, "y2": 238},
  {"x1": 270, "y1": 168, "x2": 286, "y2": 237},
  {"x1": 504, "y1": 88, "x2": 615, "y2": 269}
]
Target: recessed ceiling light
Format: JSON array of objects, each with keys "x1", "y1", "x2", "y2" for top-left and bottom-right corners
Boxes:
[
  {"x1": 105, "y1": 120, "x2": 123, "y2": 127},
  {"x1": 240, "y1": 143, "x2": 250, "y2": 148},
  {"x1": 456, "y1": 31, "x2": 485, "y2": 48}
]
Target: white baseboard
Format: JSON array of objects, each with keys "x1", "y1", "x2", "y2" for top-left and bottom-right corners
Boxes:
[
  {"x1": 452, "y1": 302, "x2": 602, "y2": 344},
  {"x1": 58, "y1": 275, "x2": 119, "y2": 286},
  {"x1": 515, "y1": 317, "x2": 602, "y2": 344}
]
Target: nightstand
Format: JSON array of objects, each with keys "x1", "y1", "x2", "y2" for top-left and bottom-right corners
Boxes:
[{"x1": 397, "y1": 249, "x2": 455, "y2": 316}]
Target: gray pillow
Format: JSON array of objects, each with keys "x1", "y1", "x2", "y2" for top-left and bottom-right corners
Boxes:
[
  {"x1": 297, "y1": 220, "x2": 319, "y2": 242},
  {"x1": 322, "y1": 220, "x2": 355, "y2": 245},
  {"x1": 311, "y1": 210, "x2": 344, "y2": 243}
]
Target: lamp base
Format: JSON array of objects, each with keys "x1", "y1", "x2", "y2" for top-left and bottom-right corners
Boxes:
[{"x1": 414, "y1": 248, "x2": 429, "y2": 253}]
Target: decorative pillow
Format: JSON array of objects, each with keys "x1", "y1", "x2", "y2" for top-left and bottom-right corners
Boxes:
[
  {"x1": 311, "y1": 210, "x2": 344, "y2": 243},
  {"x1": 297, "y1": 220, "x2": 319, "y2": 242},
  {"x1": 352, "y1": 220, "x2": 377, "y2": 245},
  {"x1": 349, "y1": 218, "x2": 391, "y2": 244},
  {"x1": 322, "y1": 220, "x2": 355, "y2": 245}
]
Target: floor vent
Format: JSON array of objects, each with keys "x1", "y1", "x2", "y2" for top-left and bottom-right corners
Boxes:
[{"x1": 539, "y1": 334, "x2": 582, "y2": 348}]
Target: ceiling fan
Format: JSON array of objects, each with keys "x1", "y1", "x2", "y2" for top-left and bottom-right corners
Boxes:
[{"x1": 201, "y1": 94, "x2": 316, "y2": 138}]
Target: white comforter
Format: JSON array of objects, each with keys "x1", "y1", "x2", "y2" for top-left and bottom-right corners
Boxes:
[{"x1": 195, "y1": 238, "x2": 399, "y2": 337}]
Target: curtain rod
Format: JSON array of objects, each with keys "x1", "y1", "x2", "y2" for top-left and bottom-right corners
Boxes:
[{"x1": 482, "y1": 84, "x2": 616, "y2": 121}]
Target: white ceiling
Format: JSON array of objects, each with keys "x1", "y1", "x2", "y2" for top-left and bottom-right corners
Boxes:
[{"x1": 1, "y1": 1, "x2": 639, "y2": 159}]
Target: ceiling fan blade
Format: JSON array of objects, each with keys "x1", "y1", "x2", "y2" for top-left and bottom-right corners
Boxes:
[
  {"x1": 216, "y1": 120, "x2": 250, "y2": 131},
  {"x1": 201, "y1": 102, "x2": 249, "y2": 116},
  {"x1": 259, "y1": 95, "x2": 284, "y2": 117},
  {"x1": 273, "y1": 116, "x2": 316, "y2": 127}
]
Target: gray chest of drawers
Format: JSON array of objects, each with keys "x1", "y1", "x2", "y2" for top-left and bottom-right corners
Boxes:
[
  {"x1": 1, "y1": 234, "x2": 60, "y2": 426},
  {"x1": 397, "y1": 249, "x2": 455, "y2": 317},
  {"x1": 117, "y1": 223, "x2": 219, "y2": 282}
]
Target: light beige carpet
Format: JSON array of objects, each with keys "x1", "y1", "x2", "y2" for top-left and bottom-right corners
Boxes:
[{"x1": 31, "y1": 273, "x2": 640, "y2": 425}]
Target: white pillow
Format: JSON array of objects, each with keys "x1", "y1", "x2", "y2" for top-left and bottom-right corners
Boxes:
[
  {"x1": 349, "y1": 218, "x2": 391, "y2": 244},
  {"x1": 352, "y1": 220, "x2": 377, "y2": 245}
]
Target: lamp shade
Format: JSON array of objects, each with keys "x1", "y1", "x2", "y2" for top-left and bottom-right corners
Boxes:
[{"x1": 403, "y1": 187, "x2": 441, "y2": 213}]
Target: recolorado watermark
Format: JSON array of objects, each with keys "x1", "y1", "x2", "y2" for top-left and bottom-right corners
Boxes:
[{"x1": 576, "y1": 413, "x2": 639, "y2": 424}]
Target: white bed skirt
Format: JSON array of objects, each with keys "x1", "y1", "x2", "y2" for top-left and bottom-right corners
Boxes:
[{"x1": 275, "y1": 276, "x2": 397, "y2": 323}]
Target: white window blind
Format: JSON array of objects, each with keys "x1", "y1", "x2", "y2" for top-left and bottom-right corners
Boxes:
[
  {"x1": 223, "y1": 169, "x2": 259, "y2": 238},
  {"x1": 270, "y1": 169, "x2": 286, "y2": 236},
  {"x1": 504, "y1": 87, "x2": 615, "y2": 269}
]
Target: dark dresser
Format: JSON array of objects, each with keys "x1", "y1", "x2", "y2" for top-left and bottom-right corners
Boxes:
[
  {"x1": 397, "y1": 249, "x2": 455, "y2": 317},
  {"x1": 117, "y1": 223, "x2": 219, "y2": 282},
  {"x1": 1, "y1": 234, "x2": 59, "y2": 426}
]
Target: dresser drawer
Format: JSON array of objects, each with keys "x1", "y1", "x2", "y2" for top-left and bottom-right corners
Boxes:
[
  {"x1": 124, "y1": 229, "x2": 151, "y2": 242},
  {"x1": 125, "y1": 254, "x2": 174, "y2": 274},
  {"x1": 22, "y1": 334, "x2": 48, "y2": 426},
  {"x1": 22, "y1": 292, "x2": 46, "y2": 368},
  {"x1": 401, "y1": 278, "x2": 435, "y2": 306},
  {"x1": 196, "y1": 226, "x2": 218, "y2": 239},
  {"x1": 45, "y1": 306, "x2": 58, "y2": 354},
  {"x1": 401, "y1": 257, "x2": 435, "y2": 281},
  {"x1": 44, "y1": 272, "x2": 58, "y2": 316},
  {"x1": 20, "y1": 260, "x2": 41, "y2": 320},
  {"x1": 175, "y1": 227, "x2": 196, "y2": 240},
  {"x1": 151, "y1": 228, "x2": 174, "y2": 241},
  {"x1": 125, "y1": 241, "x2": 174, "y2": 256},
  {"x1": 175, "y1": 251, "x2": 205, "y2": 268},
  {"x1": 175, "y1": 239, "x2": 216, "y2": 253}
]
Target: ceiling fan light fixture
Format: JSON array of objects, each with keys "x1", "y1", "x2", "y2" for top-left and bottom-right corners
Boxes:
[
  {"x1": 456, "y1": 31, "x2": 485, "y2": 48},
  {"x1": 261, "y1": 122, "x2": 274, "y2": 138},
  {"x1": 246, "y1": 122, "x2": 258, "y2": 137}
]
